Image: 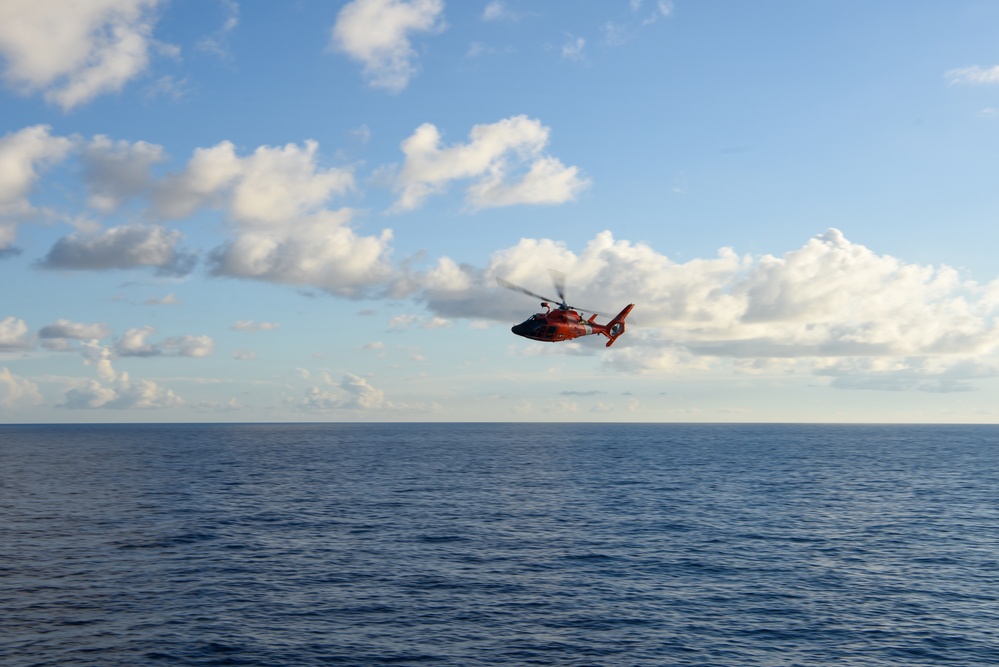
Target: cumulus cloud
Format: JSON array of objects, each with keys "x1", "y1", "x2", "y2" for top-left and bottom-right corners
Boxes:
[
  {"x1": 116, "y1": 325, "x2": 159, "y2": 357},
  {"x1": 81, "y1": 135, "x2": 165, "y2": 211},
  {"x1": 945, "y1": 65, "x2": 999, "y2": 86},
  {"x1": 39, "y1": 319, "x2": 112, "y2": 342},
  {"x1": 39, "y1": 224, "x2": 196, "y2": 275},
  {"x1": 303, "y1": 373, "x2": 386, "y2": 410},
  {"x1": 61, "y1": 340, "x2": 183, "y2": 409},
  {"x1": 0, "y1": 125, "x2": 75, "y2": 248},
  {"x1": 0, "y1": 316, "x2": 34, "y2": 351},
  {"x1": 393, "y1": 115, "x2": 590, "y2": 211},
  {"x1": 331, "y1": 0, "x2": 445, "y2": 92},
  {"x1": 412, "y1": 228, "x2": 999, "y2": 389},
  {"x1": 115, "y1": 326, "x2": 214, "y2": 358},
  {"x1": 0, "y1": 0, "x2": 167, "y2": 110},
  {"x1": 151, "y1": 138, "x2": 393, "y2": 295},
  {"x1": 0, "y1": 367, "x2": 43, "y2": 408}
]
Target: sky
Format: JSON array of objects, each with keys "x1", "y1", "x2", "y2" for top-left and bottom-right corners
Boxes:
[{"x1": 3, "y1": 0, "x2": 999, "y2": 423}]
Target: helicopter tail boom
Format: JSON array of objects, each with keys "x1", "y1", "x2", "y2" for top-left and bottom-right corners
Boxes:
[{"x1": 602, "y1": 304, "x2": 635, "y2": 347}]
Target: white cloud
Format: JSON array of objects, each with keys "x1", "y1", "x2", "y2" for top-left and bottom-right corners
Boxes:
[
  {"x1": 561, "y1": 36, "x2": 585, "y2": 62},
  {"x1": 62, "y1": 340, "x2": 183, "y2": 409},
  {"x1": 153, "y1": 138, "x2": 393, "y2": 296},
  {"x1": 0, "y1": 125, "x2": 75, "y2": 248},
  {"x1": 414, "y1": 229, "x2": 999, "y2": 388},
  {"x1": 0, "y1": 316, "x2": 34, "y2": 351},
  {"x1": 393, "y1": 115, "x2": 590, "y2": 211},
  {"x1": 0, "y1": 0, "x2": 167, "y2": 110},
  {"x1": 641, "y1": 0, "x2": 674, "y2": 24},
  {"x1": 815, "y1": 356, "x2": 999, "y2": 393},
  {"x1": 151, "y1": 140, "x2": 243, "y2": 219},
  {"x1": 945, "y1": 65, "x2": 999, "y2": 86},
  {"x1": 424, "y1": 316, "x2": 451, "y2": 329},
  {"x1": 303, "y1": 373, "x2": 386, "y2": 410},
  {"x1": 144, "y1": 74, "x2": 188, "y2": 101},
  {"x1": 483, "y1": 1, "x2": 515, "y2": 21},
  {"x1": 61, "y1": 376, "x2": 182, "y2": 409},
  {"x1": 39, "y1": 319, "x2": 112, "y2": 341},
  {"x1": 388, "y1": 313, "x2": 420, "y2": 330},
  {"x1": 116, "y1": 325, "x2": 159, "y2": 357},
  {"x1": 233, "y1": 349, "x2": 256, "y2": 360},
  {"x1": 81, "y1": 135, "x2": 165, "y2": 211},
  {"x1": 196, "y1": 0, "x2": 239, "y2": 58},
  {"x1": 331, "y1": 0, "x2": 445, "y2": 92},
  {"x1": 232, "y1": 320, "x2": 280, "y2": 332},
  {"x1": 116, "y1": 326, "x2": 214, "y2": 358},
  {"x1": 40, "y1": 224, "x2": 196, "y2": 275},
  {"x1": 163, "y1": 335, "x2": 215, "y2": 358},
  {"x1": 0, "y1": 367, "x2": 42, "y2": 408}
]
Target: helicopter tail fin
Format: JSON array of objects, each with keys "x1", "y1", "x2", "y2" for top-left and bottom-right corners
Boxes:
[{"x1": 603, "y1": 304, "x2": 635, "y2": 347}]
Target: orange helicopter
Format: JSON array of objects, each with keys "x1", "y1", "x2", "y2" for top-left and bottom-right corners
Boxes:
[{"x1": 497, "y1": 272, "x2": 634, "y2": 347}]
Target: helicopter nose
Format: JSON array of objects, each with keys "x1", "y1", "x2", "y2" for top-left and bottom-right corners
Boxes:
[{"x1": 511, "y1": 323, "x2": 527, "y2": 336}]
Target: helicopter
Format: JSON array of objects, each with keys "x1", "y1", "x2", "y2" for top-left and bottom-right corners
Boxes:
[{"x1": 497, "y1": 271, "x2": 635, "y2": 347}]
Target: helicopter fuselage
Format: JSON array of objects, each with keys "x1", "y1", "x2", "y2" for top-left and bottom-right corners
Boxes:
[{"x1": 511, "y1": 302, "x2": 634, "y2": 347}]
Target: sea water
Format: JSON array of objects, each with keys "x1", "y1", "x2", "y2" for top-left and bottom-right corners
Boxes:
[{"x1": 3, "y1": 423, "x2": 999, "y2": 666}]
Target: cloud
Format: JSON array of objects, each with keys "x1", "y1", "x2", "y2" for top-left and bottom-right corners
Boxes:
[
  {"x1": 393, "y1": 115, "x2": 590, "y2": 211},
  {"x1": 0, "y1": 367, "x2": 43, "y2": 408},
  {"x1": 413, "y1": 228, "x2": 999, "y2": 388},
  {"x1": 39, "y1": 224, "x2": 197, "y2": 275},
  {"x1": 232, "y1": 320, "x2": 280, "y2": 331},
  {"x1": 0, "y1": 0, "x2": 167, "y2": 110},
  {"x1": 81, "y1": 135, "x2": 165, "y2": 211},
  {"x1": 639, "y1": 0, "x2": 674, "y2": 24},
  {"x1": 945, "y1": 65, "x2": 999, "y2": 86},
  {"x1": 816, "y1": 357, "x2": 999, "y2": 393},
  {"x1": 116, "y1": 325, "x2": 159, "y2": 357},
  {"x1": 152, "y1": 138, "x2": 392, "y2": 296},
  {"x1": 0, "y1": 125, "x2": 75, "y2": 249},
  {"x1": 561, "y1": 36, "x2": 585, "y2": 62},
  {"x1": 303, "y1": 373, "x2": 386, "y2": 410},
  {"x1": 483, "y1": 1, "x2": 516, "y2": 21},
  {"x1": 331, "y1": 0, "x2": 445, "y2": 92},
  {"x1": 606, "y1": 0, "x2": 674, "y2": 46},
  {"x1": 162, "y1": 335, "x2": 215, "y2": 358},
  {"x1": 61, "y1": 377, "x2": 182, "y2": 409},
  {"x1": 115, "y1": 326, "x2": 214, "y2": 358},
  {"x1": 61, "y1": 340, "x2": 183, "y2": 409},
  {"x1": 0, "y1": 316, "x2": 34, "y2": 351},
  {"x1": 39, "y1": 319, "x2": 112, "y2": 341},
  {"x1": 196, "y1": 0, "x2": 239, "y2": 58},
  {"x1": 144, "y1": 292, "x2": 179, "y2": 305}
]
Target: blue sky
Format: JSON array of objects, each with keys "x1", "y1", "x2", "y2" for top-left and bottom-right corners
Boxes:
[{"x1": 3, "y1": 0, "x2": 999, "y2": 423}]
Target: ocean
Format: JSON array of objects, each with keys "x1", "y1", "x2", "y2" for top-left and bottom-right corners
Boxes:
[{"x1": 3, "y1": 423, "x2": 999, "y2": 666}]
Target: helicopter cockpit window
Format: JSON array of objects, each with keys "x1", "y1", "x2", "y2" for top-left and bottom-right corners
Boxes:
[{"x1": 517, "y1": 317, "x2": 547, "y2": 333}]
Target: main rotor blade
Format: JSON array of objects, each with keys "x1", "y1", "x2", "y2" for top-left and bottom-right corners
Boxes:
[
  {"x1": 549, "y1": 269, "x2": 567, "y2": 304},
  {"x1": 496, "y1": 277, "x2": 557, "y2": 304}
]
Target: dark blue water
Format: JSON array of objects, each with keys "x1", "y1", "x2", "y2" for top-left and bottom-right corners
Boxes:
[{"x1": 3, "y1": 423, "x2": 999, "y2": 666}]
